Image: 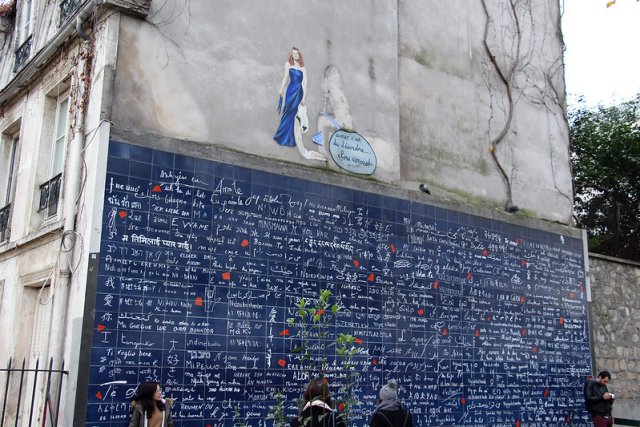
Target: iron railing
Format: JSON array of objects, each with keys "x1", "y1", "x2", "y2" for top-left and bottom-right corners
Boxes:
[
  {"x1": 38, "y1": 173, "x2": 62, "y2": 217},
  {"x1": 13, "y1": 35, "x2": 32, "y2": 72},
  {"x1": 59, "y1": 0, "x2": 82, "y2": 24},
  {"x1": 0, "y1": 204, "x2": 9, "y2": 242},
  {"x1": 0, "y1": 357, "x2": 68, "y2": 427}
]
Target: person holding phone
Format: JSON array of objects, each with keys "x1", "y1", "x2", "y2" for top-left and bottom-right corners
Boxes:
[{"x1": 584, "y1": 371, "x2": 615, "y2": 427}]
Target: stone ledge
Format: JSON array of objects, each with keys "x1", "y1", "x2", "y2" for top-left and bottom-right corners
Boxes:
[
  {"x1": 590, "y1": 252, "x2": 640, "y2": 268},
  {"x1": 101, "y1": 0, "x2": 151, "y2": 18}
]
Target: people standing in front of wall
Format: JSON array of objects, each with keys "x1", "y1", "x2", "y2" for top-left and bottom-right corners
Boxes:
[
  {"x1": 290, "y1": 377, "x2": 346, "y2": 427},
  {"x1": 584, "y1": 371, "x2": 615, "y2": 427},
  {"x1": 128, "y1": 381, "x2": 174, "y2": 427},
  {"x1": 370, "y1": 379, "x2": 413, "y2": 427}
]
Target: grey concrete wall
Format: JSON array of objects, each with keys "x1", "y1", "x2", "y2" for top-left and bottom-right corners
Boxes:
[
  {"x1": 111, "y1": 1, "x2": 400, "y2": 182},
  {"x1": 589, "y1": 254, "x2": 640, "y2": 421},
  {"x1": 399, "y1": 0, "x2": 572, "y2": 223},
  {"x1": 110, "y1": 0, "x2": 571, "y2": 221}
]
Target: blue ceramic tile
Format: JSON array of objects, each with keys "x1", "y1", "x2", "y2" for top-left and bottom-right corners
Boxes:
[
  {"x1": 233, "y1": 165, "x2": 252, "y2": 183},
  {"x1": 107, "y1": 157, "x2": 129, "y2": 176},
  {"x1": 152, "y1": 149, "x2": 174, "y2": 168},
  {"x1": 251, "y1": 169, "x2": 271, "y2": 187},
  {"x1": 129, "y1": 144, "x2": 152, "y2": 163},
  {"x1": 109, "y1": 140, "x2": 130, "y2": 159},
  {"x1": 270, "y1": 172, "x2": 288, "y2": 191},
  {"x1": 195, "y1": 157, "x2": 217, "y2": 176},
  {"x1": 174, "y1": 153, "x2": 195, "y2": 171},
  {"x1": 129, "y1": 160, "x2": 152, "y2": 179},
  {"x1": 217, "y1": 163, "x2": 234, "y2": 179}
]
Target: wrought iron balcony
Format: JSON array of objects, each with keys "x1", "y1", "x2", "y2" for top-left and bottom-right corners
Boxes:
[
  {"x1": 59, "y1": 0, "x2": 82, "y2": 24},
  {"x1": 0, "y1": 203, "x2": 10, "y2": 242},
  {"x1": 38, "y1": 173, "x2": 63, "y2": 217},
  {"x1": 14, "y1": 35, "x2": 32, "y2": 72}
]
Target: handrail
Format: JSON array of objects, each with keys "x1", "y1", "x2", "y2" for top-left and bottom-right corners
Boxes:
[
  {"x1": 0, "y1": 203, "x2": 10, "y2": 241},
  {"x1": 38, "y1": 173, "x2": 63, "y2": 213}
]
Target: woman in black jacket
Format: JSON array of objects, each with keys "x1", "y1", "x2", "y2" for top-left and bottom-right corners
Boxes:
[{"x1": 290, "y1": 378, "x2": 346, "y2": 427}]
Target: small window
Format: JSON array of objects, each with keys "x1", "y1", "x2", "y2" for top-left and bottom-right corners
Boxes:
[
  {"x1": 0, "y1": 132, "x2": 19, "y2": 242},
  {"x1": 38, "y1": 92, "x2": 69, "y2": 219},
  {"x1": 18, "y1": 0, "x2": 32, "y2": 44},
  {"x1": 51, "y1": 96, "x2": 68, "y2": 177},
  {"x1": 13, "y1": 0, "x2": 34, "y2": 71}
]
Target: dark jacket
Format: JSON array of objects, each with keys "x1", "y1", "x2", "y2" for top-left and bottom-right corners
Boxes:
[
  {"x1": 370, "y1": 406, "x2": 413, "y2": 427},
  {"x1": 128, "y1": 399, "x2": 174, "y2": 427},
  {"x1": 290, "y1": 405, "x2": 346, "y2": 427},
  {"x1": 585, "y1": 380, "x2": 614, "y2": 416}
]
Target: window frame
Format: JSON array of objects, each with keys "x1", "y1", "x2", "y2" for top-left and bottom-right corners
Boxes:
[
  {"x1": 38, "y1": 88, "x2": 70, "y2": 221},
  {"x1": 17, "y1": 0, "x2": 34, "y2": 45},
  {"x1": 50, "y1": 94, "x2": 69, "y2": 179},
  {"x1": 1, "y1": 131, "x2": 20, "y2": 242}
]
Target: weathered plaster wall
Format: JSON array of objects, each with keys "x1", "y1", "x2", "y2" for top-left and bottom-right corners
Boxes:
[
  {"x1": 588, "y1": 254, "x2": 640, "y2": 420},
  {"x1": 111, "y1": 1, "x2": 400, "y2": 182},
  {"x1": 0, "y1": 8, "x2": 120, "y2": 424},
  {"x1": 399, "y1": 0, "x2": 572, "y2": 222},
  {"x1": 0, "y1": 1, "x2": 65, "y2": 88},
  {"x1": 111, "y1": 0, "x2": 572, "y2": 222}
]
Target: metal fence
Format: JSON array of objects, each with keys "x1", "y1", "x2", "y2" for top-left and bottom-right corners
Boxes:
[{"x1": 0, "y1": 358, "x2": 68, "y2": 427}]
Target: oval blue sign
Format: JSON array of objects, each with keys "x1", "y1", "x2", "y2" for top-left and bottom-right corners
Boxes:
[{"x1": 329, "y1": 130, "x2": 377, "y2": 175}]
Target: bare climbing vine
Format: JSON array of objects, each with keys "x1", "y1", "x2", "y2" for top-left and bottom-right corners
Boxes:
[
  {"x1": 480, "y1": 0, "x2": 574, "y2": 214},
  {"x1": 481, "y1": 0, "x2": 521, "y2": 210}
]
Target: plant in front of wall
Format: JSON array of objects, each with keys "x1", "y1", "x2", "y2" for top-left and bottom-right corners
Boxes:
[
  {"x1": 233, "y1": 403, "x2": 247, "y2": 427},
  {"x1": 266, "y1": 389, "x2": 286, "y2": 427},
  {"x1": 335, "y1": 333, "x2": 360, "y2": 426},
  {"x1": 287, "y1": 288, "x2": 338, "y2": 379},
  {"x1": 267, "y1": 289, "x2": 360, "y2": 425}
]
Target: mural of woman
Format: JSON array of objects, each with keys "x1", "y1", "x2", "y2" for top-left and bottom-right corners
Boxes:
[{"x1": 274, "y1": 47, "x2": 326, "y2": 161}]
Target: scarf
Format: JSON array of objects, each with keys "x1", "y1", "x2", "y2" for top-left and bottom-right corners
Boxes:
[
  {"x1": 302, "y1": 399, "x2": 334, "y2": 412},
  {"x1": 375, "y1": 398, "x2": 402, "y2": 413}
]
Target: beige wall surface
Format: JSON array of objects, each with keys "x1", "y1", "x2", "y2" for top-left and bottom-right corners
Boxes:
[
  {"x1": 399, "y1": 0, "x2": 572, "y2": 222},
  {"x1": 112, "y1": 1, "x2": 401, "y2": 182},
  {"x1": 3, "y1": 1, "x2": 575, "y2": 223}
]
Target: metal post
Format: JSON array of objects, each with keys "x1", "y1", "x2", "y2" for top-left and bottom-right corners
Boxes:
[
  {"x1": 43, "y1": 358, "x2": 54, "y2": 427},
  {"x1": 1, "y1": 357, "x2": 12, "y2": 427},
  {"x1": 27, "y1": 359, "x2": 40, "y2": 426},
  {"x1": 13, "y1": 359, "x2": 26, "y2": 427},
  {"x1": 54, "y1": 360, "x2": 65, "y2": 427}
]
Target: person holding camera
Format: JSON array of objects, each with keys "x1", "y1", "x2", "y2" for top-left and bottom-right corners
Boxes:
[{"x1": 584, "y1": 371, "x2": 615, "y2": 427}]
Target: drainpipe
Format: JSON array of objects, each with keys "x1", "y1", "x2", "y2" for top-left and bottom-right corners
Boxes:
[{"x1": 46, "y1": 9, "x2": 93, "y2": 421}]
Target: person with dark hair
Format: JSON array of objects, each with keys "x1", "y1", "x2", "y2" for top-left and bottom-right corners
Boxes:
[
  {"x1": 584, "y1": 371, "x2": 615, "y2": 427},
  {"x1": 290, "y1": 378, "x2": 346, "y2": 427},
  {"x1": 370, "y1": 379, "x2": 413, "y2": 427},
  {"x1": 128, "y1": 381, "x2": 174, "y2": 427}
]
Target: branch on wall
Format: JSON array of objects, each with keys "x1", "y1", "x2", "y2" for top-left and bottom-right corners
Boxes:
[{"x1": 481, "y1": 0, "x2": 521, "y2": 210}]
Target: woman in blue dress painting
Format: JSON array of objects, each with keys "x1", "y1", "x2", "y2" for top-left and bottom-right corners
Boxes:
[{"x1": 274, "y1": 47, "x2": 307, "y2": 147}]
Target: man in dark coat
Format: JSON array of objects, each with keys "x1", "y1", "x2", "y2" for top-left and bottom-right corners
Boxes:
[
  {"x1": 584, "y1": 370, "x2": 615, "y2": 427},
  {"x1": 370, "y1": 380, "x2": 413, "y2": 427}
]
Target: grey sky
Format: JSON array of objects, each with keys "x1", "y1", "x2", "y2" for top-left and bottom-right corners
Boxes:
[{"x1": 562, "y1": 0, "x2": 640, "y2": 106}]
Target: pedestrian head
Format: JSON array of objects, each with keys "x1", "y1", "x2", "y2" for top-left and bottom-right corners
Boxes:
[
  {"x1": 597, "y1": 371, "x2": 611, "y2": 385},
  {"x1": 134, "y1": 381, "x2": 165, "y2": 418},
  {"x1": 304, "y1": 377, "x2": 332, "y2": 405},
  {"x1": 379, "y1": 379, "x2": 399, "y2": 401}
]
